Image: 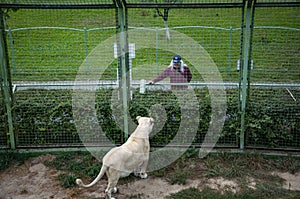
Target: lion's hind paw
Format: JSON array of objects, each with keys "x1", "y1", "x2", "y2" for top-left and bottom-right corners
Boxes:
[{"x1": 140, "y1": 173, "x2": 148, "y2": 179}]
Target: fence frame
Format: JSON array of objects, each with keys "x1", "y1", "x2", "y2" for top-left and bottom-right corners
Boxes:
[
  {"x1": 0, "y1": 9, "x2": 15, "y2": 149},
  {"x1": 0, "y1": 0, "x2": 299, "y2": 150}
]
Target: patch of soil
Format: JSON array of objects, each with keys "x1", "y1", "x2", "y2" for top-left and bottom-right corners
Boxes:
[
  {"x1": 78, "y1": 178, "x2": 202, "y2": 199},
  {"x1": 274, "y1": 172, "x2": 300, "y2": 191},
  {"x1": 0, "y1": 154, "x2": 67, "y2": 199},
  {"x1": 0, "y1": 154, "x2": 299, "y2": 199}
]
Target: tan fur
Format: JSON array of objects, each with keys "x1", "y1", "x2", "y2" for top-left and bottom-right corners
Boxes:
[{"x1": 76, "y1": 116, "x2": 154, "y2": 199}]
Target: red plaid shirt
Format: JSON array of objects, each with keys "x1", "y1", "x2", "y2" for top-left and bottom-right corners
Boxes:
[{"x1": 151, "y1": 65, "x2": 192, "y2": 89}]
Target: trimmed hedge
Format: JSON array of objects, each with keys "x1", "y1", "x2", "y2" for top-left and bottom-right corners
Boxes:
[{"x1": 4, "y1": 88, "x2": 299, "y2": 148}]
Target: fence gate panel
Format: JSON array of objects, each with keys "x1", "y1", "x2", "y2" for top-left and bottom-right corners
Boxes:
[
  {"x1": 246, "y1": 5, "x2": 300, "y2": 149},
  {"x1": 3, "y1": 6, "x2": 119, "y2": 148}
]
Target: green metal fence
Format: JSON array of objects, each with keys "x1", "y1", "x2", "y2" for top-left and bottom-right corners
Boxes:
[
  {"x1": 247, "y1": 85, "x2": 300, "y2": 149},
  {"x1": 0, "y1": 92, "x2": 8, "y2": 148},
  {"x1": 0, "y1": 0, "x2": 299, "y2": 151}
]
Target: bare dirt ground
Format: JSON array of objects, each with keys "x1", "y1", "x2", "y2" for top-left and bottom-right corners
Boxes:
[{"x1": 0, "y1": 154, "x2": 299, "y2": 199}]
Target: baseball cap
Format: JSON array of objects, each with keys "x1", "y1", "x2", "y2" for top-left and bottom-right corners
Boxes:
[{"x1": 173, "y1": 55, "x2": 181, "y2": 63}]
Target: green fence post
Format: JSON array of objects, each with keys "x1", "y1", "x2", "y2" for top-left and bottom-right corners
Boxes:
[
  {"x1": 239, "y1": 0, "x2": 255, "y2": 150},
  {"x1": 7, "y1": 28, "x2": 17, "y2": 75},
  {"x1": 83, "y1": 27, "x2": 89, "y2": 73},
  {"x1": 0, "y1": 9, "x2": 15, "y2": 149},
  {"x1": 115, "y1": 0, "x2": 130, "y2": 142},
  {"x1": 156, "y1": 28, "x2": 159, "y2": 75}
]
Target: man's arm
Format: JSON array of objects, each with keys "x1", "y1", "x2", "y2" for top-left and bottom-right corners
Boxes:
[
  {"x1": 149, "y1": 67, "x2": 170, "y2": 84},
  {"x1": 186, "y1": 67, "x2": 192, "y2": 82}
]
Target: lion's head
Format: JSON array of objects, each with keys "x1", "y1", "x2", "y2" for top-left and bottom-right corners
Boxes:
[{"x1": 134, "y1": 116, "x2": 155, "y2": 137}]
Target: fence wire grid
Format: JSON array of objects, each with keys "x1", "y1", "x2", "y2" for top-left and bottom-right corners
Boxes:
[{"x1": 0, "y1": 0, "x2": 299, "y2": 151}]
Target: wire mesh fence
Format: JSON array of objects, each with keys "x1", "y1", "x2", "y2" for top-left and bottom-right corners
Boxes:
[
  {"x1": 5, "y1": 8, "x2": 116, "y2": 81},
  {"x1": 252, "y1": 6, "x2": 300, "y2": 83},
  {"x1": 0, "y1": 1, "x2": 299, "y2": 151},
  {"x1": 0, "y1": 92, "x2": 8, "y2": 147},
  {"x1": 245, "y1": 5, "x2": 300, "y2": 149},
  {"x1": 246, "y1": 85, "x2": 300, "y2": 149},
  {"x1": 14, "y1": 88, "x2": 80, "y2": 147}
]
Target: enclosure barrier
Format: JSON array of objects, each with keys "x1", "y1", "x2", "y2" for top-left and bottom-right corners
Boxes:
[{"x1": 0, "y1": 0, "x2": 299, "y2": 151}]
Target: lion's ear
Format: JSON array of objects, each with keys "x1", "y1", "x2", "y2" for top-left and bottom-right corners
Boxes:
[
  {"x1": 150, "y1": 118, "x2": 154, "y2": 123},
  {"x1": 136, "y1": 116, "x2": 141, "y2": 121}
]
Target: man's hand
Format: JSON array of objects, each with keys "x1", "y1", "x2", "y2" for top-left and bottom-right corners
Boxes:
[{"x1": 147, "y1": 81, "x2": 154, "y2": 85}]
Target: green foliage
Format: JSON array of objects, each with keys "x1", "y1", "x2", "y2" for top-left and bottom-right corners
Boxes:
[
  {"x1": 202, "y1": 152, "x2": 300, "y2": 180},
  {"x1": 0, "y1": 150, "x2": 39, "y2": 171},
  {"x1": 14, "y1": 89, "x2": 79, "y2": 146},
  {"x1": 252, "y1": 182, "x2": 300, "y2": 199},
  {"x1": 8, "y1": 87, "x2": 300, "y2": 148},
  {"x1": 167, "y1": 164, "x2": 190, "y2": 185},
  {"x1": 167, "y1": 186, "x2": 300, "y2": 199},
  {"x1": 268, "y1": 156, "x2": 300, "y2": 175},
  {"x1": 166, "y1": 152, "x2": 300, "y2": 199},
  {"x1": 44, "y1": 151, "x2": 104, "y2": 188},
  {"x1": 44, "y1": 151, "x2": 100, "y2": 176},
  {"x1": 166, "y1": 187, "x2": 205, "y2": 199},
  {"x1": 0, "y1": 150, "x2": 20, "y2": 171},
  {"x1": 246, "y1": 88, "x2": 300, "y2": 148},
  {"x1": 150, "y1": 167, "x2": 167, "y2": 177},
  {"x1": 58, "y1": 173, "x2": 78, "y2": 188}
]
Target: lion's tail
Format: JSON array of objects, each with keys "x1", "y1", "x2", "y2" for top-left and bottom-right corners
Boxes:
[{"x1": 76, "y1": 165, "x2": 107, "y2": 188}]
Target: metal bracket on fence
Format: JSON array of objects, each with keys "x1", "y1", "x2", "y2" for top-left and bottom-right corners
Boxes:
[{"x1": 237, "y1": 59, "x2": 254, "y2": 71}]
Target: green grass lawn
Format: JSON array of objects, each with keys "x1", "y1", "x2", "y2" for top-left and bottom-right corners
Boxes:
[{"x1": 3, "y1": 6, "x2": 299, "y2": 82}]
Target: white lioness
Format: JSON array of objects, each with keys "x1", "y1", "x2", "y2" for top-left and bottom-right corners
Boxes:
[{"x1": 76, "y1": 116, "x2": 154, "y2": 199}]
